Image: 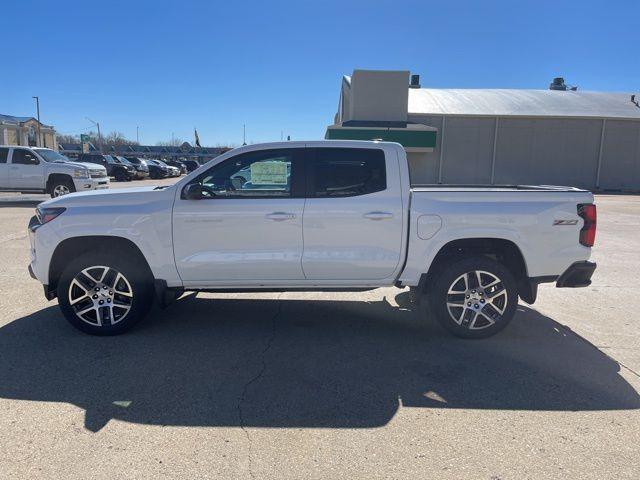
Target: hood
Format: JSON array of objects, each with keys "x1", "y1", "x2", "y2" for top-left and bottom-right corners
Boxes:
[
  {"x1": 55, "y1": 161, "x2": 106, "y2": 171},
  {"x1": 42, "y1": 185, "x2": 174, "y2": 208}
]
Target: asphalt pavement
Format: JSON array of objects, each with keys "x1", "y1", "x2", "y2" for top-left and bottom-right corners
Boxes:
[{"x1": 0, "y1": 185, "x2": 638, "y2": 479}]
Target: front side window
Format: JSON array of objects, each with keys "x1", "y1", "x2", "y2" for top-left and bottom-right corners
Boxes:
[
  {"x1": 11, "y1": 149, "x2": 39, "y2": 165},
  {"x1": 311, "y1": 148, "x2": 386, "y2": 197},
  {"x1": 0, "y1": 148, "x2": 8, "y2": 163},
  {"x1": 193, "y1": 149, "x2": 296, "y2": 198}
]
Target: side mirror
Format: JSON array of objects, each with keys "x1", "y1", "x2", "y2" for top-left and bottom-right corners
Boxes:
[{"x1": 183, "y1": 183, "x2": 204, "y2": 200}]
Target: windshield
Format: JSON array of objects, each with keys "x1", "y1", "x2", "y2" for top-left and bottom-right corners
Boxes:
[
  {"x1": 116, "y1": 156, "x2": 134, "y2": 166},
  {"x1": 104, "y1": 155, "x2": 116, "y2": 164},
  {"x1": 35, "y1": 149, "x2": 71, "y2": 163}
]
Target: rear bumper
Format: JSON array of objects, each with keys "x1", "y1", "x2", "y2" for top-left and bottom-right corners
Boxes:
[{"x1": 556, "y1": 261, "x2": 597, "y2": 288}]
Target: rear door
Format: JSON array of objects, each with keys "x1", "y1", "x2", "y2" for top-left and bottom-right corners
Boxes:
[
  {"x1": 0, "y1": 147, "x2": 9, "y2": 187},
  {"x1": 173, "y1": 147, "x2": 307, "y2": 284},
  {"x1": 302, "y1": 146, "x2": 404, "y2": 281},
  {"x1": 8, "y1": 148, "x2": 45, "y2": 190}
]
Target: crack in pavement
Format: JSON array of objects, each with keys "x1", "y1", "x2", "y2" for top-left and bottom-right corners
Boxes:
[{"x1": 237, "y1": 294, "x2": 282, "y2": 479}]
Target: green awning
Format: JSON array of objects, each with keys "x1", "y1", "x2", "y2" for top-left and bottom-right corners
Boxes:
[{"x1": 325, "y1": 124, "x2": 437, "y2": 151}]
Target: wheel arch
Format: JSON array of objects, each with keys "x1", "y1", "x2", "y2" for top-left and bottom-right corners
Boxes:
[
  {"x1": 48, "y1": 236, "x2": 154, "y2": 294},
  {"x1": 419, "y1": 237, "x2": 532, "y2": 301},
  {"x1": 46, "y1": 173, "x2": 74, "y2": 193}
]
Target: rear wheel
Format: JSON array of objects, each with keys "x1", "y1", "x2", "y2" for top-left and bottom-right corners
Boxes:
[
  {"x1": 428, "y1": 256, "x2": 518, "y2": 339},
  {"x1": 57, "y1": 252, "x2": 154, "y2": 335}
]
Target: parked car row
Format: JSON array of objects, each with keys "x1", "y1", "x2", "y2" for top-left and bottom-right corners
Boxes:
[{"x1": 75, "y1": 153, "x2": 196, "y2": 181}]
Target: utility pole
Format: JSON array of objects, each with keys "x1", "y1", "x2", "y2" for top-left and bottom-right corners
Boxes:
[
  {"x1": 32, "y1": 96, "x2": 41, "y2": 146},
  {"x1": 136, "y1": 126, "x2": 139, "y2": 144},
  {"x1": 243, "y1": 124, "x2": 247, "y2": 146},
  {"x1": 86, "y1": 117, "x2": 102, "y2": 151}
]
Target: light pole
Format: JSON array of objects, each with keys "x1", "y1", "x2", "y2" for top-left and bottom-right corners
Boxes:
[
  {"x1": 243, "y1": 124, "x2": 247, "y2": 146},
  {"x1": 32, "y1": 96, "x2": 41, "y2": 147},
  {"x1": 86, "y1": 117, "x2": 102, "y2": 151},
  {"x1": 136, "y1": 126, "x2": 139, "y2": 144}
]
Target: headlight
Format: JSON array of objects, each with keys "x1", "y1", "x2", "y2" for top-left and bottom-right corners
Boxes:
[{"x1": 73, "y1": 168, "x2": 89, "y2": 179}]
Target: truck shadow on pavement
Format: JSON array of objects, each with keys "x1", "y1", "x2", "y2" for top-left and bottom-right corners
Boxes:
[{"x1": 0, "y1": 294, "x2": 638, "y2": 432}]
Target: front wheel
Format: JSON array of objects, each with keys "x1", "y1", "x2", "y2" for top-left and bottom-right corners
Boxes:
[
  {"x1": 57, "y1": 252, "x2": 154, "y2": 335},
  {"x1": 428, "y1": 256, "x2": 518, "y2": 339},
  {"x1": 49, "y1": 178, "x2": 76, "y2": 198}
]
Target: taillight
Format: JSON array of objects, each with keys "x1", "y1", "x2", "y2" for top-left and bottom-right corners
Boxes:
[{"x1": 578, "y1": 203, "x2": 596, "y2": 247}]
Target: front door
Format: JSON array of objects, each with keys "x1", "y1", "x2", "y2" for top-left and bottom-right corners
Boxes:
[
  {"x1": 173, "y1": 148, "x2": 306, "y2": 285},
  {"x1": 0, "y1": 147, "x2": 9, "y2": 188},
  {"x1": 8, "y1": 148, "x2": 45, "y2": 190},
  {"x1": 302, "y1": 147, "x2": 404, "y2": 281}
]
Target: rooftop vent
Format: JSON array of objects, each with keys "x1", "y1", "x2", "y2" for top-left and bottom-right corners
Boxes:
[
  {"x1": 549, "y1": 77, "x2": 577, "y2": 91},
  {"x1": 410, "y1": 74, "x2": 421, "y2": 89}
]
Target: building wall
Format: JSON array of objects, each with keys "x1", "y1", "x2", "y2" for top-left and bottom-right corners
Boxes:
[
  {"x1": 0, "y1": 123, "x2": 56, "y2": 149},
  {"x1": 349, "y1": 70, "x2": 409, "y2": 122},
  {"x1": 408, "y1": 113, "x2": 640, "y2": 191},
  {"x1": 494, "y1": 118, "x2": 602, "y2": 188},
  {"x1": 599, "y1": 120, "x2": 640, "y2": 191}
]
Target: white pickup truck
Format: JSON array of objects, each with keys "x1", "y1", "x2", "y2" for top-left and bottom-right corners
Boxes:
[
  {"x1": 0, "y1": 146, "x2": 109, "y2": 197},
  {"x1": 27, "y1": 140, "x2": 597, "y2": 338}
]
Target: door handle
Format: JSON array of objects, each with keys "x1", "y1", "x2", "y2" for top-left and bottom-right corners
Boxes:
[
  {"x1": 363, "y1": 211, "x2": 394, "y2": 221},
  {"x1": 266, "y1": 212, "x2": 296, "y2": 221}
]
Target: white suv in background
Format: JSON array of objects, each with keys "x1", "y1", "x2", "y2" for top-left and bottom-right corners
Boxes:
[{"x1": 0, "y1": 146, "x2": 109, "y2": 198}]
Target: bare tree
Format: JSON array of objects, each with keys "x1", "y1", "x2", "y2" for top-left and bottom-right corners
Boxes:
[
  {"x1": 104, "y1": 131, "x2": 138, "y2": 147},
  {"x1": 156, "y1": 137, "x2": 184, "y2": 147},
  {"x1": 56, "y1": 133, "x2": 80, "y2": 144}
]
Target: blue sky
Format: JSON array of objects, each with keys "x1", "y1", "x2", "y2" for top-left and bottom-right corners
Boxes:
[{"x1": 2, "y1": 0, "x2": 638, "y2": 146}]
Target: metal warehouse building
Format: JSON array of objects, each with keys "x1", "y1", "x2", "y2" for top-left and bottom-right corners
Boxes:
[{"x1": 327, "y1": 70, "x2": 640, "y2": 191}]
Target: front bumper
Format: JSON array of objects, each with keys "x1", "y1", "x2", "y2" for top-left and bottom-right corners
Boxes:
[
  {"x1": 72, "y1": 176, "x2": 110, "y2": 191},
  {"x1": 135, "y1": 170, "x2": 150, "y2": 179},
  {"x1": 556, "y1": 261, "x2": 597, "y2": 288}
]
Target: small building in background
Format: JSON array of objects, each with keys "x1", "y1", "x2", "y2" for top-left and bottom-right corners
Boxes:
[
  {"x1": 0, "y1": 114, "x2": 57, "y2": 149},
  {"x1": 327, "y1": 70, "x2": 640, "y2": 191}
]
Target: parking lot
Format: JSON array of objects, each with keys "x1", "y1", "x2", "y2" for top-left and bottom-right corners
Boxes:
[{"x1": 0, "y1": 185, "x2": 639, "y2": 479}]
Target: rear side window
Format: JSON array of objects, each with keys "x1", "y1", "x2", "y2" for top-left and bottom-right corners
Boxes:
[
  {"x1": 311, "y1": 148, "x2": 386, "y2": 197},
  {"x1": 0, "y1": 148, "x2": 8, "y2": 163}
]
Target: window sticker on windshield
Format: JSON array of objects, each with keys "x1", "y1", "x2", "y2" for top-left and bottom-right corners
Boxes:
[{"x1": 250, "y1": 161, "x2": 288, "y2": 185}]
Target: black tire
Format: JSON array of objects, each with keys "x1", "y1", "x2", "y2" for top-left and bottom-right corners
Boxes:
[
  {"x1": 427, "y1": 256, "x2": 518, "y2": 339},
  {"x1": 49, "y1": 177, "x2": 76, "y2": 198},
  {"x1": 57, "y1": 251, "x2": 155, "y2": 335},
  {"x1": 114, "y1": 171, "x2": 125, "y2": 182}
]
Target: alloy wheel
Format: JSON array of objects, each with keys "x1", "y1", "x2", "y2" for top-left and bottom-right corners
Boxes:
[
  {"x1": 445, "y1": 270, "x2": 508, "y2": 330},
  {"x1": 68, "y1": 266, "x2": 134, "y2": 326},
  {"x1": 53, "y1": 184, "x2": 71, "y2": 197}
]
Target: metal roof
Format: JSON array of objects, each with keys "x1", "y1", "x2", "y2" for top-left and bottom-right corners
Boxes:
[
  {"x1": 0, "y1": 114, "x2": 34, "y2": 123},
  {"x1": 0, "y1": 114, "x2": 53, "y2": 127},
  {"x1": 408, "y1": 89, "x2": 640, "y2": 120}
]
